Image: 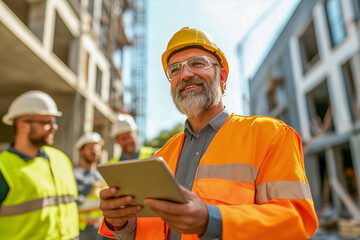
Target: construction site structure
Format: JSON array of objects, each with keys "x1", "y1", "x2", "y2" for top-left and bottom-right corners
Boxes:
[
  {"x1": 129, "y1": 0, "x2": 147, "y2": 143},
  {"x1": 245, "y1": 0, "x2": 360, "y2": 237},
  {"x1": 0, "y1": 0, "x2": 134, "y2": 164}
]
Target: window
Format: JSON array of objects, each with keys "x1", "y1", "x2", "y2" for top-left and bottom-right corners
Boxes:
[
  {"x1": 356, "y1": 0, "x2": 360, "y2": 19},
  {"x1": 84, "y1": 52, "x2": 89, "y2": 84},
  {"x1": 53, "y1": 12, "x2": 75, "y2": 71},
  {"x1": 267, "y1": 78, "x2": 283, "y2": 111},
  {"x1": 335, "y1": 143, "x2": 357, "y2": 200},
  {"x1": 88, "y1": 0, "x2": 95, "y2": 18},
  {"x1": 66, "y1": 0, "x2": 81, "y2": 17},
  {"x1": 299, "y1": 19, "x2": 320, "y2": 74},
  {"x1": 325, "y1": 0, "x2": 346, "y2": 47},
  {"x1": 95, "y1": 66, "x2": 102, "y2": 97},
  {"x1": 100, "y1": 1, "x2": 110, "y2": 56},
  {"x1": 306, "y1": 80, "x2": 334, "y2": 136},
  {"x1": 313, "y1": 151, "x2": 332, "y2": 209}
]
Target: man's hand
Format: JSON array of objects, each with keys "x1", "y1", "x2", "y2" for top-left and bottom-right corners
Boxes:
[
  {"x1": 144, "y1": 186, "x2": 208, "y2": 235},
  {"x1": 99, "y1": 187, "x2": 143, "y2": 229}
]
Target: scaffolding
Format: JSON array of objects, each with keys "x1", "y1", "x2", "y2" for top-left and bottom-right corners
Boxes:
[{"x1": 130, "y1": 0, "x2": 147, "y2": 143}]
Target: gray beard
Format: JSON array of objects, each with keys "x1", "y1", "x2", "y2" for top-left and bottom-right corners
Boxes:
[{"x1": 171, "y1": 69, "x2": 222, "y2": 118}]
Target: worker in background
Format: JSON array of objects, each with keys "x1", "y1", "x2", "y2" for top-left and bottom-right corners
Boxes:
[
  {"x1": 98, "y1": 27, "x2": 318, "y2": 239},
  {"x1": 109, "y1": 114, "x2": 154, "y2": 162},
  {"x1": 74, "y1": 132, "x2": 111, "y2": 240},
  {"x1": 0, "y1": 90, "x2": 79, "y2": 240}
]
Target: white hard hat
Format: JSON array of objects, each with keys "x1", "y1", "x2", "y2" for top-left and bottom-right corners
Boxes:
[
  {"x1": 76, "y1": 132, "x2": 104, "y2": 150},
  {"x1": 111, "y1": 114, "x2": 138, "y2": 138},
  {"x1": 2, "y1": 90, "x2": 62, "y2": 126}
]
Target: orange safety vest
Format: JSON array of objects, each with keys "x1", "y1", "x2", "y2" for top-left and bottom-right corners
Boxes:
[{"x1": 99, "y1": 114, "x2": 318, "y2": 240}]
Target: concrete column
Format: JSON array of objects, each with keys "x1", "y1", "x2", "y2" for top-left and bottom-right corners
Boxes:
[
  {"x1": 328, "y1": 66, "x2": 353, "y2": 134},
  {"x1": 102, "y1": 69, "x2": 110, "y2": 102},
  {"x1": 325, "y1": 147, "x2": 343, "y2": 214},
  {"x1": 92, "y1": 0, "x2": 102, "y2": 38},
  {"x1": 341, "y1": 0, "x2": 356, "y2": 24},
  {"x1": 289, "y1": 36, "x2": 311, "y2": 140},
  {"x1": 42, "y1": 0, "x2": 55, "y2": 51},
  {"x1": 84, "y1": 100, "x2": 94, "y2": 132},
  {"x1": 71, "y1": 92, "x2": 85, "y2": 165},
  {"x1": 304, "y1": 155, "x2": 322, "y2": 209},
  {"x1": 350, "y1": 134, "x2": 360, "y2": 202}
]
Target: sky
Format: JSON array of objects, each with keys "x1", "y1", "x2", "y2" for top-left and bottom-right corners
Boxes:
[{"x1": 124, "y1": 0, "x2": 301, "y2": 141}]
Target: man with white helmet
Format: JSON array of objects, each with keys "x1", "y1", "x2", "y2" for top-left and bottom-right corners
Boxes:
[
  {"x1": 109, "y1": 114, "x2": 153, "y2": 162},
  {"x1": 0, "y1": 90, "x2": 79, "y2": 239},
  {"x1": 74, "y1": 132, "x2": 111, "y2": 240}
]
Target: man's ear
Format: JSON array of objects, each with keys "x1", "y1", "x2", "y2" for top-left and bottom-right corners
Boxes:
[
  {"x1": 16, "y1": 120, "x2": 28, "y2": 133},
  {"x1": 219, "y1": 68, "x2": 228, "y2": 92}
]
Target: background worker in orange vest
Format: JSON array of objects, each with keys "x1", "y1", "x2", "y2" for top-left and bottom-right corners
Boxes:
[
  {"x1": 98, "y1": 27, "x2": 318, "y2": 240},
  {"x1": 74, "y1": 132, "x2": 112, "y2": 240},
  {"x1": 109, "y1": 114, "x2": 154, "y2": 162}
]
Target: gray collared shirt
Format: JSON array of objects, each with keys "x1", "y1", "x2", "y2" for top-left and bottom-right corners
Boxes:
[
  {"x1": 112, "y1": 109, "x2": 230, "y2": 240},
  {"x1": 170, "y1": 109, "x2": 229, "y2": 240}
]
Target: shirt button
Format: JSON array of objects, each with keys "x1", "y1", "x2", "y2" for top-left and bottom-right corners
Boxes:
[{"x1": 196, "y1": 152, "x2": 199, "y2": 155}]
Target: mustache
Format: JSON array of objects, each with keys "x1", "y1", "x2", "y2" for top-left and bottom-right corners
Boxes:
[{"x1": 176, "y1": 78, "x2": 207, "y2": 92}]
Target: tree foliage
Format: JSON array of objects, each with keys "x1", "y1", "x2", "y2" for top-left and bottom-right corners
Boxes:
[{"x1": 145, "y1": 123, "x2": 184, "y2": 148}]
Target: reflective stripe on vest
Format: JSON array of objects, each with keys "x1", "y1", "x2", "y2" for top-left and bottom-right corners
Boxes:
[
  {"x1": 196, "y1": 163, "x2": 313, "y2": 203},
  {"x1": 196, "y1": 163, "x2": 259, "y2": 183},
  {"x1": 0, "y1": 194, "x2": 75, "y2": 216},
  {"x1": 256, "y1": 181, "x2": 313, "y2": 204}
]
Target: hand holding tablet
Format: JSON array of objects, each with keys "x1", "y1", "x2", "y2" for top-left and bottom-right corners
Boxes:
[{"x1": 97, "y1": 156, "x2": 187, "y2": 217}]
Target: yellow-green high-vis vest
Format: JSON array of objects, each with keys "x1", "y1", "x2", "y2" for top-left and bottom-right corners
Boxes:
[{"x1": 0, "y1": 146, "x2": 79, "y2": 240}]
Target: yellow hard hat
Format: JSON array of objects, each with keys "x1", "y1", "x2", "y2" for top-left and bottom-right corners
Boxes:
[{"x1": 161, "y1": 27, "x2": 229, "y2": 81}]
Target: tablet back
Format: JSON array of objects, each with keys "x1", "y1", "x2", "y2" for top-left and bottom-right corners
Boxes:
[{"x1": 97, "y1": 156, "x2": 187, "y2": 217}]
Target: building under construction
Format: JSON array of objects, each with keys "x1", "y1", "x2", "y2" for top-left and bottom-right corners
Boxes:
[
  {"x1": 245, "y1": 0, "x2": 360, "y2": 237},
  {"x1": 0, "y1": 0, "x2": 141, "y2": 164},
  {"x1": 129, "y1": 0, "x2": 147, "y2": 143}
]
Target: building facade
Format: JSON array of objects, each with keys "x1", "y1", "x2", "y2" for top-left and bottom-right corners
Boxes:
[
  {"x1": 245, "y1": 0, "x2": 360, "y2": 221},
  {"x1": 0, "y1": 0, "x2": 134, "y2": 164}
]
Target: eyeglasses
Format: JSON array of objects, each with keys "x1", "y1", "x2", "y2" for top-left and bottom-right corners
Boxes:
[
  {"x1": 23, "y1": 119, "x2": 57, "y2": 126},
  {"x1": 166, "y1": 56, "x2": 218, "y2": 81}
]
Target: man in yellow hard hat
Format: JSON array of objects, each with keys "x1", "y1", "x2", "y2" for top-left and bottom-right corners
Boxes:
[
  {"x1": 98, "y1": 27, "x2": 318, "y2": 239},
  {"x1": 74, "y1": 132, "x2": 112, "y2": 240},
  {"x1": 0, "y1": 90, "x2": 79, "y2": 239},
  {"x1": 109, "y1": 114, "x2": 153, "y2": 162}
]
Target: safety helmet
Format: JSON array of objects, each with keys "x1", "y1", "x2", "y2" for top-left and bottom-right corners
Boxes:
[
  {"x1": 110, "y1": 114, "x2": 138, "y2": 138},
  {"x1": 2, "y1": 90, "x2": 62, "y2": 126},
  {"x1": 161, "y1": 27, "x2": 229, "y2": 82},
  {"x1": 76, "y1": 132, "x2": 104, "y2": 150}
]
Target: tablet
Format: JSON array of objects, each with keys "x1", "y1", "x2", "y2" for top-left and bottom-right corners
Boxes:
[{"x1": 97, "y1": 156, "x2": 187, "y2": 217}]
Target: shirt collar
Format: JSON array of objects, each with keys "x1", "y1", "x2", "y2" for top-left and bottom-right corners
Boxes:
[
  {"x1": 8, "y1": 144, "x2": 49, "y2": 162},
  {"x1": 184, "y1": 108, "x2": 230, "y2": 138}
]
